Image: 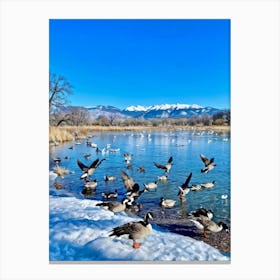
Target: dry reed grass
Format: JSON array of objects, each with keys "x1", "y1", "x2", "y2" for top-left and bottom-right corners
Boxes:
[{"x1": 49, "y1": 125, "x2": 230, "y2": 143}]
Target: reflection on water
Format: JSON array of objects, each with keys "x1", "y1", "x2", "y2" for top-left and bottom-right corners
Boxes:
[{"x1": 49, "y1": 130, "x2": 230, "y2": 225}]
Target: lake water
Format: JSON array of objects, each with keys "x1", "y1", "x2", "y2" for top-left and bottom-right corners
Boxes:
[{"x1": 49, "y1": 129, "x2": 230, "y2": 229}]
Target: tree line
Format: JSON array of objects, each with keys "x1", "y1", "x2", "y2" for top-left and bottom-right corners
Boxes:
[{"x1": 49, "y1": 72, "x2": 230, "y2": 127}]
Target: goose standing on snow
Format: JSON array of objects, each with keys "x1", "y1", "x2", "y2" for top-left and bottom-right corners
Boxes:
[
  {"x1": 160, "y1": 197, "x2": 176, "y2": 208},
  {"x1": 96, "y1": 198, "x2": 130, "y2": 213},
  {"x1": 77, "y1": 158, "x2": 105, "y2": 180},
  {"x1": 189, "y1": 215, "x2": 229, "y2": 238},
  {"x1": 109, "y1": 212, "x2": 153, "y2": 249},
  {"x1": 200, "y1": 154, "x2": 216, "y2": 173},
  {"x1": 153, "y1": 156, "x2": 173, "y2": 174},
  {"x1": 177, "y1": 172, "x2": 192, "y2": 201}
]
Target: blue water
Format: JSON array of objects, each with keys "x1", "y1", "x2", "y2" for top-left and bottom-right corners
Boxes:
[{"x1": 49, "y1": 130, "x2": 230, "y2": 225}]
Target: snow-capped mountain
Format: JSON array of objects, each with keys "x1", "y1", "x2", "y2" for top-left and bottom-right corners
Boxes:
[
  {"x1": 60, "y1": 103, "x2": 227, "y2": 120},
  {"x1": 122, "y1": 103, "x2": 223, "y2": 119}
]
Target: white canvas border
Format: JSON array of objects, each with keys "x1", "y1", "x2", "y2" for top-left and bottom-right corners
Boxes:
[{"x1": 0, "y1": 0, "x2": 279, "y2": 279}]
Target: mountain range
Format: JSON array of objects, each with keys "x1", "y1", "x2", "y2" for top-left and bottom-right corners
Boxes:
[{"x1": 63, "y1": 103, "x2": 228, "y2": 120}]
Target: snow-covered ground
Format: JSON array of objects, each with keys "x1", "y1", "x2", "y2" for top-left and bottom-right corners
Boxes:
[{"x1": 49, "y1": 195, "x2": 229, "y2": 262}]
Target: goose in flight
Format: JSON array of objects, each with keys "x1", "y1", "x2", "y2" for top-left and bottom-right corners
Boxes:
[
  {"x1": 200, "y1": 154, "x2": 216, "y2": 173},
  {"x1": 121, "y1": 171, "x2": 135, "y2": 191},
  {"x1": 123, "y1": 152, "x2": 133, "y2": 164},
  {"x1": 77, "y1": 158, "x2": 105, "y2": 180},
  {"x1": 153, "y1": 156, "x2": 173, "y2": 174},
  {"x1": 177, "y1": 172, "x2": 192, "y2": 201},
  {"x1": 109, "y1": 212, "x2": 153, "y2": 249}
]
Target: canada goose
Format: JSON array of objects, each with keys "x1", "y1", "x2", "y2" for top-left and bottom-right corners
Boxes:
[
  {"x1": 200, "y1": 154, "x2": 216, "y2": 173},
  {"x1": 160, "y1": 197, "x2": 176, "y2": 208},
  {"x1": 84, "y1": 154, "x2": 91, "y2": 159},
  {"x1": 53, "y1": 167, "x2": 70, "y2": 178},
  {"x1": 177, "y1": 172, "x2": 192, "y2": 201},
  {"x1": 109, "y1": 212, "x2": 153, "y2": 249},
  {"x1": 126, "y1": 183, "x2": 147, "y2": 200},
  {"x1": 201, "y1": 181, "x2": 216, "y2": 189},
  {"x1": 191, "y1": 184, "x2": 202, "y2": 191},
  {"x1": 68, "y1": 146, "x2": 74, "y2": 150},
  {"x1": 189, "y1": 216, "x2": 229, "y2": 238},
  {"x1": 54, "y1": 181, "x2": 63, "y2": 190},
  {"x1": 137, "y1": 166, "x2": 146, "y2": 173},
  {"x1": 153, "y1": 156, "x2": 173, "y2": 174},
  {"x1": 187, "y1": 208, "x2": 214, "y2": 220},
  {"x1": 121, "y1": 171, "x2": 135, "y2": 191},
  {"x1": 157, "y1": 175, "x2": 168, "y2": 181},
  {"x1": 143, "y1": 181, "x2": 158, "y2": 191},
  {"x1": 104, "y1": 175, "x2": 116, "y2": 182},
  {"x1": 84, "y1": 178, "x2": 97, "y2": 189},
  {"x1": 53, "y1": 157, "x2": 61, "y2": 165},
  {"x1": 77, "y1": 158, "x2": 105, "y2": 180},
  {"x1": 123, "y1": 152, "x2": 133, "y2": 164},
  {"x1": 125, "y1": 202, "x2": 142, "y2": 212},
  {"x1": 96, "y1": 198, "x2": 129, "y2": 213},
  {"x1": 82, "y1": 186, "x2": 95, "y2": 196},
  {"x1": 126, "y1": 164, "x2": 133, "y2": 170},
  {"x1": 102, "y1": 189, "x2": 118, "y2": 199}
]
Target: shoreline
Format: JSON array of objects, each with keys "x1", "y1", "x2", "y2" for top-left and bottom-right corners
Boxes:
[{"x1": 49, "y1": 125, "x2": 230, "y2": 143}]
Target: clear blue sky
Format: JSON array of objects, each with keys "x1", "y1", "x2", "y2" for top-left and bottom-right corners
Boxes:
[{"x1": 49, "y1": 19, "x2": 230, "y2": 109}]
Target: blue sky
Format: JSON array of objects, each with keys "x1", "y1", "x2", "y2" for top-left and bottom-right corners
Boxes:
[{"x1": 49, "y1": 19, "x2": 230, "y2": 109}]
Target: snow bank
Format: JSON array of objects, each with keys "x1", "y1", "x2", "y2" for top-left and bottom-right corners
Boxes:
[{"x1": 49, "y1": 196, "x2": 229, "y2": 262}]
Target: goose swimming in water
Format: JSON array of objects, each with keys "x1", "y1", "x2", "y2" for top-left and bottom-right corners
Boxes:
[
  {"x1": 200, "y1": 154, "x2": 216, "y2": 173},
  {"x1": 143, "y1": 181, "x2": 158, "y2": 191},
  {"x1": 177, "y1": 172, "x2": 192, "y2": 201},
  {"x1": 137, "y1": 166, "x2": 146, "y2": 173},
  {"x1": 157, "y1": 175, "x2": 168, "y2": 181},
  {"x1": 104, "y1": 175, "x2": 116, "y2": 182},
  {"x1": 153, "y1": 156, "x2": 173, "y2": 174},
  {"x1": 109, "y1": 212, "x2": 153, "y2": 249},
  {"x1": 191, "y1": 184, "x2": 202, "y2": 191},
  {"x1": 160, "y1": 197, "x2": 176, "y2": 208},
  {"x1": 201, "y1": 181, "x2": 216, "y2": 189},
  {"x1": 102, "y1": 189, "x2": 118, "y2": 199},
  {"x1": 77, "y1": 158, "x2": 105, "y2": 180},
  {"x1": 84, "y1": 178, "x2": 97, "y2": 189},
  {"x1": 189, "y1": 216, "x2": 229, "y2": 238}
]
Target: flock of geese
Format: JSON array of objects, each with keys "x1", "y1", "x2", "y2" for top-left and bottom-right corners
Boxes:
[{"x1": 51, "y1": 138, "x2": 229, "y2": 250}]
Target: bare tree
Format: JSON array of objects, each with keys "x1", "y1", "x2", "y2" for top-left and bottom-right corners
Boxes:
[
  {"x1": 107, "y1": 113, "x2": 118, "y2": 125},
  {"x1": 49, "y1": 72, "x2": 74, "y2": 112},
  {"x1": 69, "y1": 108, "x2": 90, "y2": 127}
]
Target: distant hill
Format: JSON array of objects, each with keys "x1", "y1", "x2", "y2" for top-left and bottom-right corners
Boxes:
[{"x1": 61, "y1": 103, "x2": 228, "y2": 120}]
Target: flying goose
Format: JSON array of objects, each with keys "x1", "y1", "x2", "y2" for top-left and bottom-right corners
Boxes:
[
  {"x1": 189, "y1": 216, "x2": 229, "y2": 238},
  {"x1": 104, "y1": 175, "x2": 116, "y2": 182},
  {"x1": 121, "y1": 171, "x2": 135, "y2": 191},
  {"x1": 201, "y1": 181, "x2": 216, "y2": 189},
  {"x1": 177, "y1": 172, "x2": 192, "y2": 201},
  {"x1": 143, "y1": 181, "x2": 158, "y2": 191},
  {"x1": 109, "y1": 212, "x2": 153, "y2": 249},
  {"x1": 77, "y1": 158, "x2": 105, "y2": 180},
  {"x1": 154, "y1": 156, "x2": 173, "y2": 174},
  {"x1": 200, "y1": 154, "x2": 216, "y2": 173},
  {"x1": 102, "y1": 189, "x2": 118, "y2": 199},
  {"x1": 159, "y1": 197, "x2": 176, "y2": 208},
  {"x1": 123, "y1": 152, "x2": 133, "y2": 164},
  {"x1": 96, "y1": 198, "x2": 130, "y2": 213},
  {"x1": 187, "y1": 208, "x2": 214, "y2": 220}
]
